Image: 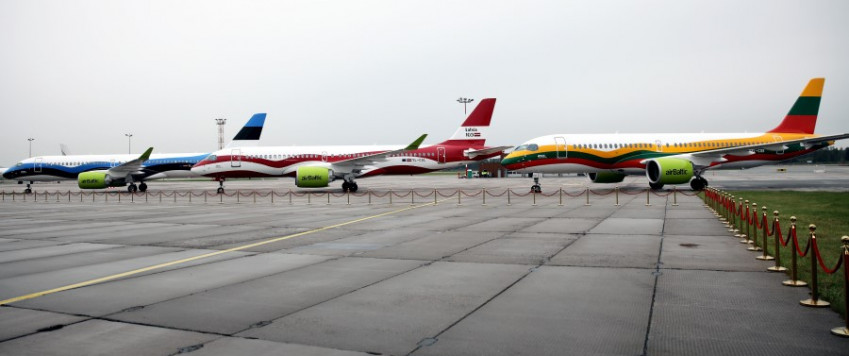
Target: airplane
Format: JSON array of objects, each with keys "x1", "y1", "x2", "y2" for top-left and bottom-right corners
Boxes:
[
  {"x1": 2, "y1": 113, "x2": 266, "y2": 193},
  {"x1": 191, "y1": 98, "x2": 511, "y2": 193},
  {"x1": 501, "y1": 78, "x2": 849, "y2": 192}
]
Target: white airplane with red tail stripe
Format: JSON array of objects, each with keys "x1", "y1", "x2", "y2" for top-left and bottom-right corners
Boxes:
[{"x1": 192, "y1": 99, "x2": 509, "y2": 193}]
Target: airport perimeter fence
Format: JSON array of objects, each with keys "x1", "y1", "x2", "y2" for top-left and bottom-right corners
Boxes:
[
  {"x1": 0, "y1": 186, "x2": 702, "y2": 207},
  {"x1": 703, "y1": 188, "x2": 849, "y2": 337}
]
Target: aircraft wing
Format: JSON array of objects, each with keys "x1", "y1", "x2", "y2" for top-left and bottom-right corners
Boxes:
[
  {"x1": 641, "y1": 133, "x2": 849, "y2": 168},
  {"x1": 465, "y1": 145, "x2": 512, "y2": 159},
  {"x1": 333, "y1": 134, "x2": 428, "y2": 167},
  {"x1": 107, "y1": 147, "x2": 154, "y2": 176},
  {"x1": 690, "y1": 133, "x2": 849, "y2": 158}
]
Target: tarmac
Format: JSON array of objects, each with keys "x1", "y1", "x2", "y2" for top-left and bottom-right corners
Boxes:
[{"x1": 0, "y1": 166, "x2": 848, "y2": 355}]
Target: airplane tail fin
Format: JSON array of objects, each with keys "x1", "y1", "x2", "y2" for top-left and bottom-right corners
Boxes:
[
  {"x1": 227, "y1": 113, "x2": 266, "y2": 148},
  {"x1": 437, "y1": 98, "x2": 496, "y2": 148},
  {"x1": 767, "y1": 78, "x2": 824, "y2": 134}
]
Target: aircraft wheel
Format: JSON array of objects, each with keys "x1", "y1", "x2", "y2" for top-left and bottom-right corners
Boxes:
[
  {"x1": 649, "y1": 182, "x2": 664, "y2": 190},
  {"x1": 128, "y1": 184, "x2": 138, "y2": 193},
  {"x1": 139, "y1": 182, "x2": 147, "y2": 192},
  {"x1": 350, "y1": 183, "x2": 358, "y2": 193},
  {"x1": 24, "y1": 188, "x2": 32, "y2": 194},
  {"x1": 690, "y1": 178, "x2": 705, "y2": 191},
  {"x1": 531, "y1": 184, "x2": 542, "y2": 193},
  {"x1": 217, "y1": 187, "x2": 224, "y2": 194}
]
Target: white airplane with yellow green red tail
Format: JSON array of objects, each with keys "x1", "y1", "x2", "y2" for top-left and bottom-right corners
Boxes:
[{"x1": 501, "y1": 78, "x2": 849, "y2": 191}]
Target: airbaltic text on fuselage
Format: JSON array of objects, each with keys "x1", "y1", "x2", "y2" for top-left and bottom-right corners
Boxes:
[
  {"x1": 666, "y1": 169, "x2": 689, "y2": 176},
  {"x1": 300, "y1": 175, "x2": 324, "y2": 181}
]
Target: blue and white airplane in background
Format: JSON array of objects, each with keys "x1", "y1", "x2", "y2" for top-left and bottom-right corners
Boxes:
[{"x1": 3, "y1": 113, "x2": 266, "y2": 193}]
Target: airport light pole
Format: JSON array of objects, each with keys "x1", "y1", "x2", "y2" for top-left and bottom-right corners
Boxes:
[
  {"x1": 457, "y1": 97, "x2": 474, "y2": 115},
  {"x1": 215, "y1": 118, "x2": 227, "y2": 150},
  {"x1": 124, "y1": 133, "x2": 133, "y2": 154},
  {"x1": 27, "y1": 138, "x2": 34, "y2": 157}
]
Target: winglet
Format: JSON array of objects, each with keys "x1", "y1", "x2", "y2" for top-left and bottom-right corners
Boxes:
[
  {"x1": 404, "y1": 134, "x2": 428, "y2": 150},
  {"x1": 139, "y1": 147, "x2": 154, "y2": 161}
]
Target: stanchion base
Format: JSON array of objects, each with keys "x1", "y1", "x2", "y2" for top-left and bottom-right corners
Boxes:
[
  {"x1": 747, "y1": 246, "x2": 763, "y2": 251},
  {"x1": 830, "y1": 327, "x2": 849, "y2": 337},
  {"x1": 767, "y1": 266, "x2": 787, "y2": 272},
  {"x1": 755, "y1": 255, "x2": 772, "y2": 260},
  {"x1": 782, "y1": 279, "x2": 807, "y2": 287},
  {"x1": 739, "y1": 239, "x2": 750, "y2": 244},
  {"x1": 800, "y1": 298, "x2": 830, "y2": 308},
  {"x1": 746, "y1": 240, "x2": 755, "y2": 245}
]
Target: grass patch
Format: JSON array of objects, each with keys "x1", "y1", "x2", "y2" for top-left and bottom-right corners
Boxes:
[{"x1": 719, "y1": 191, "x2": 849, "y2": 317}]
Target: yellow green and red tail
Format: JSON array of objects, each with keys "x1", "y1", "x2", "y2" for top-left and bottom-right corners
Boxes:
[{"x1": 768, "y1": 78, "x2": 824, "y2": 134}]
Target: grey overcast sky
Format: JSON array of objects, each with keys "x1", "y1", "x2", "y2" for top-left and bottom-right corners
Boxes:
[{"x1": 1, "y1": 0, "x2": 848, "y2": 166}]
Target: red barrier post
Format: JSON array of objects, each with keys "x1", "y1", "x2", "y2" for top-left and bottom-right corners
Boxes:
[
  {"x1": 746, "y1": 203, "x2": 760, "y2": 251},
  {"x1": 784, "y1": 217, "x2": 807, "y2": 286},
  {"x1": 768, "y1": 211, "x2": 787, "y2": 272},
  {"x1": 801, "y1": 224, "x2": 830, "y2": 307},
  {"x1": 740, "y1": 200, "x2": 751, "y2": 244},
  {"x1": 831, "y1": 236, "x2": 849, "y2": 337},
  {"x1": 759, "y1": 206, "x2": 773, "y2": 260}
]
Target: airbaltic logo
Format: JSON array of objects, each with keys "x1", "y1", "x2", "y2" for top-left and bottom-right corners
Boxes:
[
  {"x1": 665, "y1": 168, "x2": 689, "y2": 176},
  {"x1": 300, "y1": 175, "x2": 324, "y2": 181},
  {"x1": 465, "y1": 127, "x2": 482, "y2": 138},
  {"x1": 80, "y1": 178, "x2": 101, "y2": 184}
]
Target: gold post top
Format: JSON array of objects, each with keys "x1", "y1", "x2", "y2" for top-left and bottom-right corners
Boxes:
[
  {"x1": 752, "y1": 203, "x2": 758, "y2": 207},
  {"x1": 773, "y1": 210, "x2": 779, "y2": 217},
  {"x1": 745, "y1": 200, "x2": 749, "y2": 204},
  {"x1": 842, "y1": 236, "x2": 849, "y2": 254},
  {"x1": 790, "y1": 216, "x2": 797, "y2": 224},
  {"x1": 809, "y1": 224, "x2": 817, "y2": 233}
]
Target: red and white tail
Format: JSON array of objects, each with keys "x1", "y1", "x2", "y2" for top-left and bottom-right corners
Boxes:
[{"x1": 437, "y1": 98, "x2": 496, "y2": 148}]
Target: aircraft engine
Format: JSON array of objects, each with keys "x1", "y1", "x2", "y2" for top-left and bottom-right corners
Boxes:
[
  {"x1": 646, "y1": 158, "x2": 694, "y2": 185},
  {"x1": 78, "y1": 171, "x2": 118, "y2": 189},
  {"x1": 295, "y1": 167, "x2": 334, "y2": 188},
  {"x1": 587, "y1": 172, "x2": 626, "y2": 183}
]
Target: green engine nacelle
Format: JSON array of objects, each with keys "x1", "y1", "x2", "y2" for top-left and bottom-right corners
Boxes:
[
  {"x1": 587, "y1": 172, "x2": 626, "y2": 183},
  {"x1": 646, "y1": 158, "x2": 694, "y2": 185},
  {"x1": 78, "y1": 171, "x2": 115, "y2": 189},
  {"x1": 295, "y1": 166, "x2": 334, "y2": 188}
]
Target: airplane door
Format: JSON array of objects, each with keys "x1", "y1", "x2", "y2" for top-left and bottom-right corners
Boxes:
[
  {"x1": 555, "y1": 137, "x2": 567, "y2": 159},
  {"x1": 231, "y1": 149, "x2": 241, "y2": 167},
  {"x1": 321, "y1": 151, "x2": 328, "y2": 162},
  {"x1": 655, "y1": 140, "x2": 663, "y2": 152},
  {"x1": 437, "y1": 147, "x2": 446, "y2": 164},
  {"x1": 34, "y1": 158, "x2": 43, "y2": 173}
]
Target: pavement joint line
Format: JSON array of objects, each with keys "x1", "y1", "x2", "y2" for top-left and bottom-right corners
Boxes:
[{"x1": 0, "y1": 201, "x2": 439, "y2": 306}]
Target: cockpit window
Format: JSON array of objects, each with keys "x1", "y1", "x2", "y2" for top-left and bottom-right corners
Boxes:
[
  {"x1": 16, "y1": 162, "x2": 22, "y2": 167},
  {"x1": 514, "y1": 144, "x2": 539, "y2": 152},
  {"x1": 203, "y1": 155, "x2": 217, "y2": 162}
]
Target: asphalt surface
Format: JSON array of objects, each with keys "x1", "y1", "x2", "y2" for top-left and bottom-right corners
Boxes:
[{"x1": 0, "y1": 166, "x2": 848, "y2": 356}]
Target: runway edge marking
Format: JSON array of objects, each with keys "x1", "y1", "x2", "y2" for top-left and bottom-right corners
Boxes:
[{"x1": 0, "y1": 202, "x2": 438, "y2": 306}]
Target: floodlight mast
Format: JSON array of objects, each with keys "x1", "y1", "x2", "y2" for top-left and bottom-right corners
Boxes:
[
  {"x1": 457, "y1": 97, "x2": 474, "y2": 115},
  {"x1": 124, "y1": 133, "x2": 133, "y2": 154},
  {"x1": 215, "y1": 118, "x2": 227, "y2": 150},
  {"x1": 27, "y1": 138, "x2": 34, "y2": 157}
]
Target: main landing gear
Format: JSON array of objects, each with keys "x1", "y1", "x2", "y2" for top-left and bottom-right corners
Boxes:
[
  {"x1": 127, "y1": 182, "x2": 148, "y2": 193},
  {"x1": 689, "y1": 176, "x2": 708, "y2": 191},
  {"x1": 24, "y1": 181, "x2": 33, "y2": 194},
  {"x1": 341, "y1": 180, "x2": 359, "y2": 193}
]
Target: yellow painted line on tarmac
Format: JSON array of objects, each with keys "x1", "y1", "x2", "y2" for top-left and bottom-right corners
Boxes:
[{"x1": 0, "y1": 202, "x2": 437, "y2": 306}]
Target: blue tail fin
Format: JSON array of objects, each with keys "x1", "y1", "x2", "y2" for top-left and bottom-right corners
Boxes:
[{"x1": 230, "y1": 113, "x2": 266, "y2": 145}]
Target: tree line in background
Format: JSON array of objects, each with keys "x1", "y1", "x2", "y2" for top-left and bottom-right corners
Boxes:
[{"x1": 784, "y1": 147, "x2": 849, "y2": 164}]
